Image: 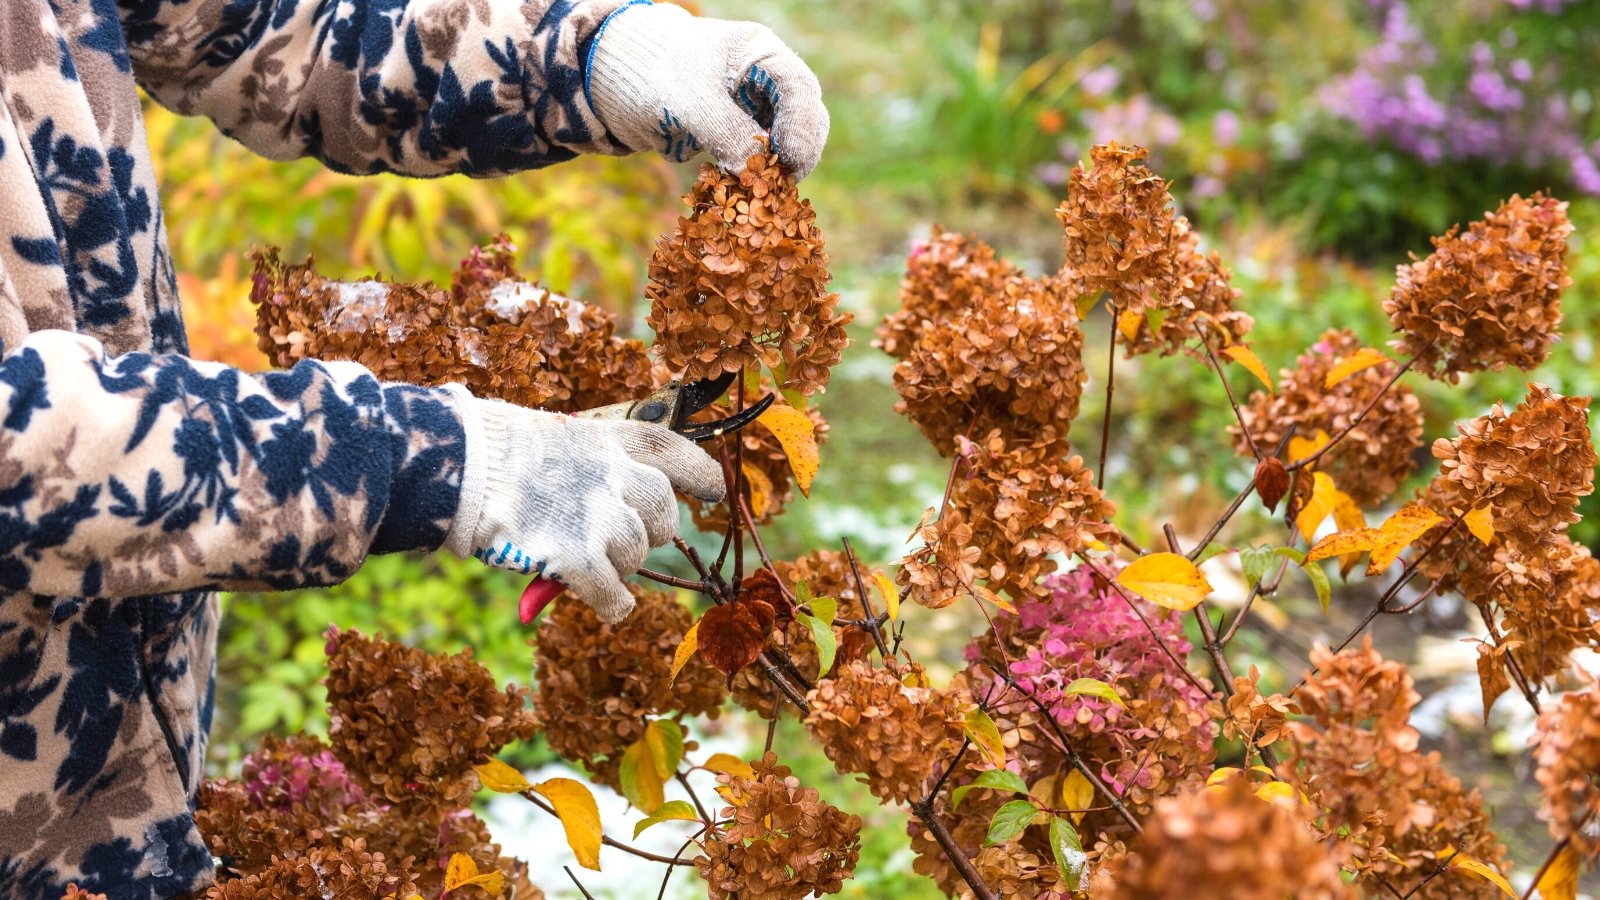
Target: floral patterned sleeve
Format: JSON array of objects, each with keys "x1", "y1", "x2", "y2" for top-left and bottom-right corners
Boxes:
[
  {"x1": 121, "y1": 0, "x2": 634, "y2": 177},
  {"x1": 0, "y1": 330, "x2": 464, "y2": 598}
]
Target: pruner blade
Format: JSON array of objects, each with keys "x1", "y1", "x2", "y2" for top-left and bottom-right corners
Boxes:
[{"x1": 573, "y1": 371, "x2": 775, "y2": 442}]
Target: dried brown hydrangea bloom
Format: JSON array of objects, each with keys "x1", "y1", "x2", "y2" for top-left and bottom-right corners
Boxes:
[
  {"x1": 892, "y1": 274, "x2": 1086, "y2": 455},
  {"x1": 804, "y1": 660, "x2": 969, "y2": 804},
  {"x1": 58, "y1": 888, "x2": 106, "y2": 900},
  {"x1": 686, "y1": 392, "x2": 829, "y2": 532},
  {"x1": 1531, "y1": 678, "x2": 1600, "y2": 862},
  {"x1": 646, "y1": 153, "x2": 851, "y2": 396},
  {"x1": 1386, "y1": 192, "x2": 1571, "y2": 381},
  {"x1": 252, "y1": 237, "x2": 656, "y2": 413},
  {"x1": 730, "y1": 550, "x2": 868, "y2": 718},
  {"x1": 1286, "y1": 639, "x2": 1508, "y2": 897},
  {"x1": 695, "y1": 752, "x2": 863, "y2": 900},
  {"x1": 1432, "y1": 383, "x2": 1594, "y2": 567},
  {"x1": 898, "y1": 508, "x2": 982, "y2": 610},
  {"x1": 1117, "y1": 230, "x2": 1253, "y2": 359},
  {"x1": 323, "y1": 629, "x2": 538, "y2": 808},
  {"x1": 1091, "y1": 780, "x2": 1354, "y2": 899},
  {"x1": 533, "y1": 586, "x2": 725, "y2": 789},
  {"x1": 877, "y1": 228, "x2": 1021, "y2": 359},
  {"x1": 202, "y1": 840, "x2": 420, "y2": 900},
  {"x1": 1501, "y1": 542, "x2": 1600, "y2": 686},
  {"x1": 1056, "y1": 142, "x2": 1187, "y2": 318},
  {"x1": 1218, "y1": 666, "x2": 1299, "y2": 750},
  {"x1": 1234, "y1": 329, "x2": 1424, "y2": 506},
  {"x1": 952, "y1": 429, "x2": 1117, "y2": 599}
]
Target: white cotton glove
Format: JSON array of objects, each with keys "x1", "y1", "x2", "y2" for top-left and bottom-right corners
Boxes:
[
  {"x1": 441, "y1": 385, "x2": 725, "y2": 623},
  {"x1": 587, "y1": 0, "x2": 829, "y2": 179}
]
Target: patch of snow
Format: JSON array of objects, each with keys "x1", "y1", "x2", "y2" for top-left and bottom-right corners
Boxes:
[{"x1": 326, "y1": 281, "x2": 390, "y2": 332}]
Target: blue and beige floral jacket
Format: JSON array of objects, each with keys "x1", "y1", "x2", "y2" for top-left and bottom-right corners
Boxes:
[{"x1": 0, "y1": 0, "x2": 632, "y2": 896}]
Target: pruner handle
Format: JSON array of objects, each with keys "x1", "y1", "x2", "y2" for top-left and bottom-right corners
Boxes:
[{"x1": 519, "y1": 577, "x2": 565, "y2": 624}]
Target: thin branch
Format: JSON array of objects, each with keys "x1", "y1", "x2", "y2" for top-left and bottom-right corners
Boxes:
[
  {"x1": 523, "y1": 792, "x2": 684, "y2": 864},
  {"x1": 1076, "y1": 555, "x2": 1217, "y2": 700},
  {"x1": 1520, "y1": 809, "x2": 1592, "y2": 900},
  {"x1": 1192, "y1": 323, "x2": 1260, "y2": 460},
  {"x1": 636, "y1": 567, "x2": 706, "y2": 592},
  {"x1": 1186, "y1": 426, "x2": 1298, "y2": 562},
  {"x1": 1287, "y1": 351, "x2": 1422, "y2": 473},
  {"x1": 1396, "y1": 845, "x2": 1460, "y2": 900},
  {"x1": 991, "y1": 669, "x2": 1142, "y2": 832},
  {"x1": 656, "y1": 830, "x2": 709, "y2": 900},
  {"x1": 908, "y1": 797, "x2": 1000, "y2": 900},
  {"x1": 926, "y1": 736, "x2": 973, "y2": 806},
  {"x1": 564, "y1": 866, "x2": 598, "y2": 900},
  {"x1": 842, "y1": 537, "x2": 892, "y2": 658},
  {"x1": 1220, "y1": 555, "x2": 1290, "y2": 645},
  {"x1": 1097, "y1": 304, "x2": 1118, "y2": 488},
  {"x1": 675, "y1": 772, "x2": 712, "y2": 824}
]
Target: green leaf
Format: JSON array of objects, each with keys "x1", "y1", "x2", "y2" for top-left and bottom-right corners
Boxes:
[
  {"x1": 632, "y1": 800, "x2": 699, "y2": 838},
  {"x1": 1062, "y1": 678, "x2": 1126, "y2": 707},
  {"x1": 1194, "y1": 542, "x2": 1229, "y2": 566},
  {"x1": 951, "y1": 768, "x2": 1029, "y2": 809},
  {"x1": 618, "y1": 739, "x2": 665, "y2": 813},
  {"x1": 644, "y1": 719, "x2": 684, "y2": 781},
  {"x1": 1146, "y1": 307, "x2": 1167, "y2": 333},
  {"x1": 984, "y1": 799, "x2": 1039, "y2": 847},
  {"x1": 795, "y1": 578, "x2": 814, "y2": 607},
  {"x1": 1302, "y1": 560, "x2": 1331, "y2": 613},
  {"x1": 1273, "y1": 547, "x2": 1307, "y2": 565},
  {"x1": 963, "y1": 707, "x2": 1007, "y2": 769},
  {"x1": 1239, "y1": 545, "x2": 1274, "y2": 591},
  {"x1": 1049, "y1": 817, "x2": 1086, "y2": 891},
  {"x1": 799, "y1": 596, "x2": 838, "y2": 679}
]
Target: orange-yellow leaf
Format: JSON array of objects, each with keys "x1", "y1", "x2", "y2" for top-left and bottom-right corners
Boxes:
[
  {"x1": 1367, "y1": 505, "x2": 1444, "y2": 575},
  {"x1": 1115, "y1": 553, "x2": 1213, "y2": 611},
  {"x1": 1074, "y1": 294, "x2": 1100, "y2": 320},
  {"x1": 1116, "y1": 310, "x2": 1143, "y2": 343},
  {"x1": 977, "y1": 586, "x2": 1018, "y2": 615},
  {"x1": 1464, "y1": 505, "x2": 1494, "y2": 545},
  {"x1": 757, "y1": 403, "x2": 818, "y2": 496},
  {"x1": 1287, "y1": 429, "x2": 1330, "y2": 465},
  {"x1": 872, "y1": 571, "x2": 900, "y2": 622},
  {"x1": 1331, "y1": 489, "x2": 1368, "y2": 578},
  {"x1": 1534, "y1": 844, "x2": 1580, "y2": 900},
  {"x1": 1222, "y1": 345, "x2": 1274, "y2": 394},
  {"x1": 668, "y1": 621, "x2": 700, "y2": 687},
  {"x1": 1060, "y1": 770, "x2": 1094, "y2": 825},
  {"x1": 1304, "y1": 528, "x2": 1382, "y2": 564},
  {"x1": 1446, "y1": 855, "x2": 1515, "y2": 898},
  {"x1": 742, "y1": 463, "x2": 773, "y2": 518},
  {"x1": 1324, "y1": 347, "x2": 1391, "y2": 388},
  {"x1": 473, "y1": 758, "x2": 531, "y2": 794},
  {"x1": 963, "y1": 707, "x2": 1006, "y2": 769},
  {"x1": 444, "y1": 853, "x2": 505, "y2": 896},
  {"x1": 1295, "y1": 472, "x2": 1339, "y2": 543},
  {"x1": 619, "y1": 738, "x2": 666, "y2": 813},
  {"x1": 1254, "y1": 781, "x2": 1299, "y2": 808},
  {"x1": 532, "y1": 778, "x2": 603, "y2": 871},
  {"x1": 703, "y1": 753, "x2": 755, "y2": 780}
]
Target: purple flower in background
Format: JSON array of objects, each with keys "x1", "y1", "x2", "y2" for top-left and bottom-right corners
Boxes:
[
  {"x1": 1213, "y1": 109, "x2": 1241, "y2": 147},
  {"x1": 1322, "y1": 0, "x2": 1600, "y2": 194},
  {"x1": 1081, "y1": 64, "x2": 1122, "y2": 98}
]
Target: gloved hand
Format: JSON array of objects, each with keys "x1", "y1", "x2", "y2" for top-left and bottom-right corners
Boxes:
[
  {"x1": 587, "y1": 0, "x2": 829, "y2": 179},
  {"x1": 441, "y1": 386, "x2": 726, "y2": 623}
]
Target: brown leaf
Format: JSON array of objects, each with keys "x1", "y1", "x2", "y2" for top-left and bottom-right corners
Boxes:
[
  {"x1": 740, "y1": 568, "x2": 792, "y2": 628},
  {"x1": 1255, "y1": 457, "x2": 1290, "y2": 513},
  {"x1": 836, "y1": 626, "x2": 876, "y2": 671},
  {"x1": 1475, "y1": 644, "x2": 1510, "y2": 723},
  {"x1": 699, "y1": 601, "x2": 774, "y2": 677}
]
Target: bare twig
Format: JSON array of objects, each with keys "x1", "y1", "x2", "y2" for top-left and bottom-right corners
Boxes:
[
  {"x1": 1520, "y1": 810, "x2": 1592, "y2": 900},
  {"x1": 908, "y1": 796, "x2": 1000, "y2": 900},
  {"x1": 676, "y1": 772, "x2": 712, "y2": 823},
  {"x1": 656, "y1": 829, "x2": 709, "y2": 900},
  {"x1": 1396, "y1": 845, "x2": 1460, "y2": 900},
  {"x1": 564, "y1": 866, "x2": 598, "y2": 900},
  {"x1": 1192, "y1": 323, "x2": 1260, "y2": 460},
  {"x1": 1098, "y1": 304, "x2": 1118, "y2": 488},
  {"x1": 636, "y1": 567, "x2": 706, "y2": 592},
  {"x1": 842, "y1": 537, "x2": 892, "y2": 658}
]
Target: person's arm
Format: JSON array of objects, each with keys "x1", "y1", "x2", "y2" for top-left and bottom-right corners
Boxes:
[
  {"x1": 0, "y1": 331, "x2": 721, "y2": 619},
  {"x1": 123, "y1": 0, "x2": 828, "y2": 179}
]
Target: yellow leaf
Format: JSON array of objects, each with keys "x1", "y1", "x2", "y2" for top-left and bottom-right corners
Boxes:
[
  {"x1": 1115, "y1": 552, "x2": 1213, "y2": 611},
  {"x1": 757, "y1": 403, "x2": 819, "y2": 496},
  {"x1": 963, "y1": 707, "x2": 1006, "y2": 769},
  {"x1": 1075, "y1": 293, "x2": 1100, "y2": 320},
  {"x1": 1367, "y1": 504, "x2": 1444, "y2": 575},
  {"x1": 1028, "y1": 773, "x2": 1060, "y2": 810},
  {"x1": 532, "y1": 778, "x2": 603, "y2": 871},
  {"x1": 742, "y1": 462, "x2": 773, "y2": 518},
  {"x1": 668, "y1": 621, "x2": 698, "y2": 686},
  {"x1": 1060, "y1": 770, "x2": 1094, "y2": 825},
  {"x1": 619, "y1": 738, "x2": 666, "y2": 813},
  {"x1": 1304, "y1": 528, "x2": 1382, "y2": 564},
  {"x1": 1446, "y1": 855, "x2": 1515, "y2": 898},
  {"x1": 473, "y1": 758, "x2": 531, "y2": 794},
  {"x1": 703, "y1": 753, "x2": 755, "y2": 780},
  {"x1": 1222, "y1": 345, "x2": 1274, "y2": 394},
  {"x1": 1464, "y1": 504, "x2": 1494, "y2": 545},
  {"x1": 1534, "y1": 844, "x2": 1580, "y2": 900},
  {"x1": 1331, "y1": 490, "x2": 1368, "y2": 578},
  {"x1": 1295, "y1": 472, "x2": 1339, "y2": 543},
  {"x1": 1287, "y1": 429, "x2": 1330, "y2": 465},
  {"x1": 1206, "y1": 767, "x2": 1243, "y2": 787},
  {"x1": 1254, "y1": 781, "x2": 1298, "y2": 808},
  {"x1": 443, "y1": 853, "x2": 505, "y2": 896},
  {"x1": 1324, "y1": 347, "x2": 1391, "y2": 388},
  {"x1": 872, "y1": 571, "x2": 900, "y2": 622},
  {"x1": 1116, "y1": 310, "x2": 1143, "y2": 343}
]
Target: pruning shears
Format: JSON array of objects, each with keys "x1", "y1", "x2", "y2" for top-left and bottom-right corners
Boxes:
[{"x1": 517, "y1": 371, "x2": 775, "y2": 623}]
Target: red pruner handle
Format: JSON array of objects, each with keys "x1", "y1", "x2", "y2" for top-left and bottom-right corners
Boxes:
[{"x1": 519, "y1": 577, "x2": 565, "y2": 624}]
